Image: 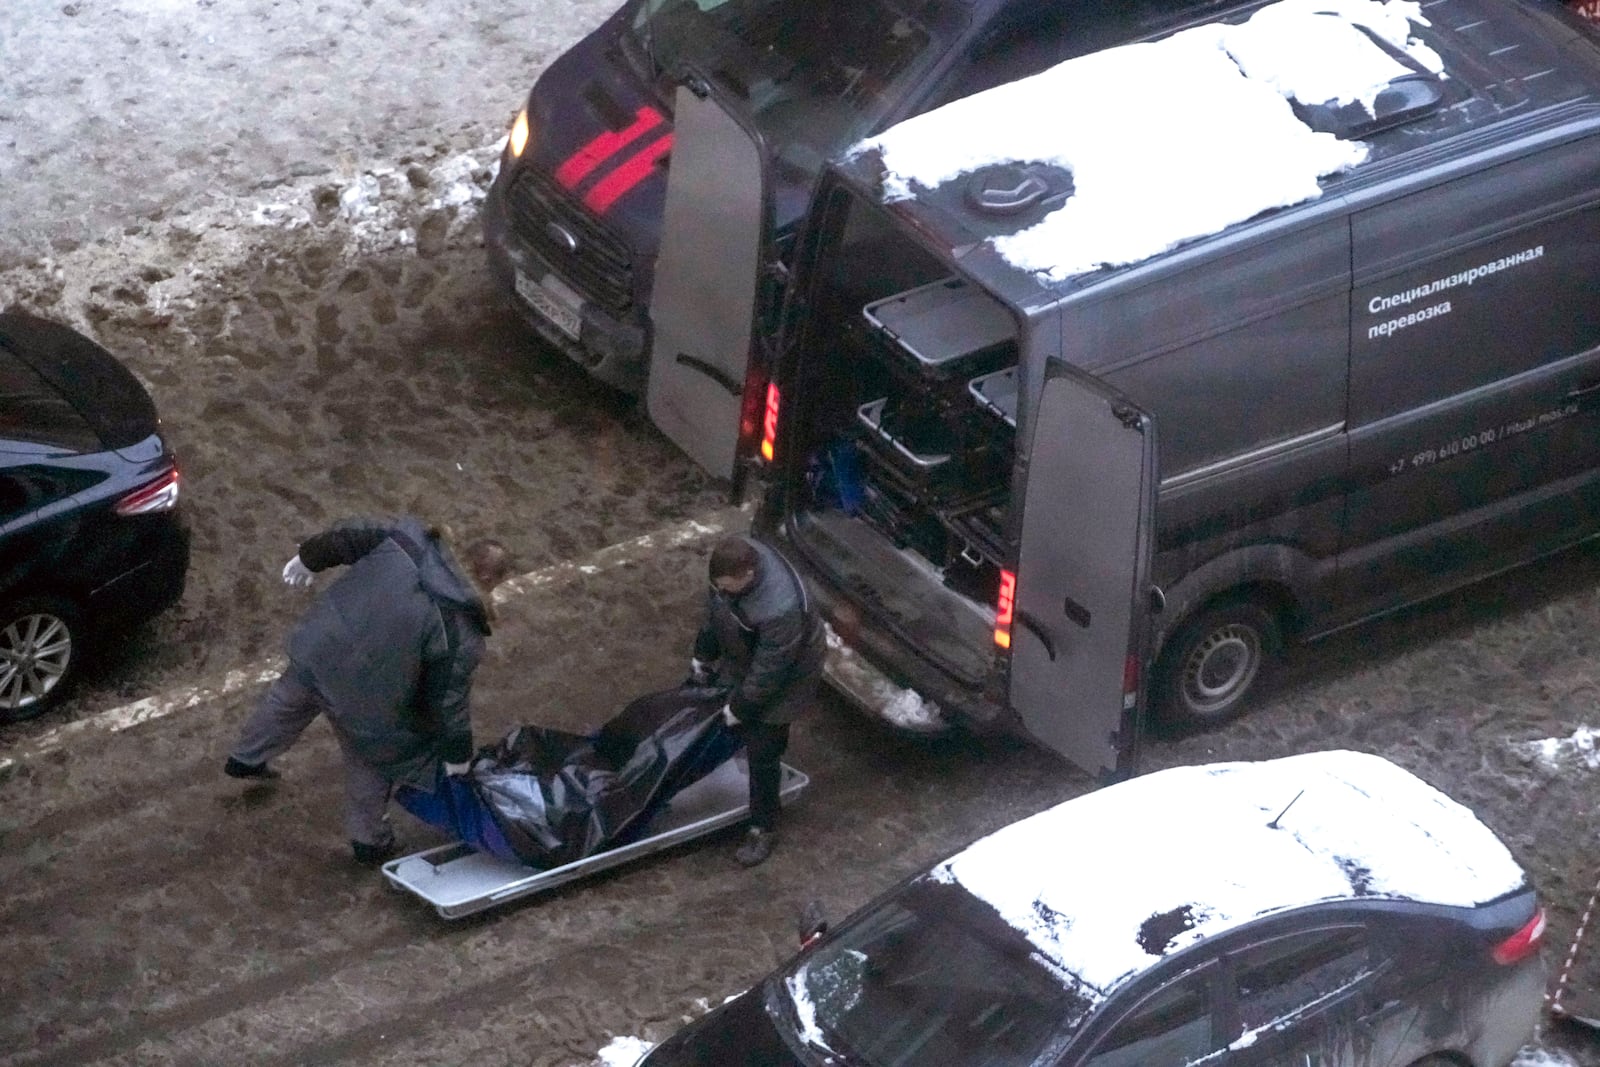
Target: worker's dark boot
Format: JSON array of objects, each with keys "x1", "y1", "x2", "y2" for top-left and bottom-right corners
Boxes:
[
  {"x1": 734, "y1": 827, "x2": 777, "y2": 868},
  {"x1": 223, "y1": 756, "x2": 280, "y2": 781},
  {"x1": 351, "y1": 840, "x2": 397, "y2": 867}
]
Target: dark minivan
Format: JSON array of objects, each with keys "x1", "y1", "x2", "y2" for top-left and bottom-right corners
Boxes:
[
  {"x1": 482, "y1": 0, "x2": 1233, "y2": 399},
  {"x1": 0, "y1": 311, "x2": 190, "y2": 720},
  {"x1": 643, "y1": 0, "x2": 1600, "y2": 778}
]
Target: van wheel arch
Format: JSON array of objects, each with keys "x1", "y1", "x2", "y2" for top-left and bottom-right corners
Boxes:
[{"x1": 1151, "y1": 589, "x2": 1291, "y2": 734}]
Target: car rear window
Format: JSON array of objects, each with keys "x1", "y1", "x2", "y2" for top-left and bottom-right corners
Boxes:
[{"x1": 0, "y1": 349, "x2": 100, "y2": 453}]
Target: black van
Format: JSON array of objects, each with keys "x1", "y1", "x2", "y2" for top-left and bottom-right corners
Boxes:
[
  {"x1": 481, "y1": 0, "x2": 1235, "y2": 405},
  {"x1": 646, "y1": 0, "x2": 1600, "y2": 777}
]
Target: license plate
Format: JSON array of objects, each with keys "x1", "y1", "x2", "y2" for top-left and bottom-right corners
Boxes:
[{"x1": 515, "y1": 272, "x2": 582, "y2": 341}]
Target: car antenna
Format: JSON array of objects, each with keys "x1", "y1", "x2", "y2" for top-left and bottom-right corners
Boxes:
[{"x1": 1268, "y1": 790, "x2": 1305, "y2": 829}]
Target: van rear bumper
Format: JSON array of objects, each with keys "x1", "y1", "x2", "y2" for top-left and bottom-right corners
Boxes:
[{"x1": 768, "y1": 515, "x2": 1015, "y2": 736}]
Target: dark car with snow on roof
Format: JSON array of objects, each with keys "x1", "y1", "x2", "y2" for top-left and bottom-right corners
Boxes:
[
  {"x1": 0, "y1": 310, "x2": 190, "y2": 721},
  {"x1": 633, "y1": 751, "x2": 1547, "y2": 1067},
  {"x1": 481, "y1": 0, "x2": 1231, "y2": 406}
]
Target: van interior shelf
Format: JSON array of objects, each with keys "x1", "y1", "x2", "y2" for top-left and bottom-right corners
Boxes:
[
  {"x1": 968, "y1": 367, "x2": 1018, "y2": 428},
  {"x1": 863, "y1": 276, "x2": 1017, "y2": 380}
]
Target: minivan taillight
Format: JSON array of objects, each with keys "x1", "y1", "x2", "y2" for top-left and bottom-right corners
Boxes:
[
  {"x1": 1123, "y1": 654, "x2": 1140, "y2": 710},
  {"x1": 1492, "y1": 906, "x2": 1546, "y2": 965},
  {"x1": 994, "y1": 569, "x2": 1016, "y2": 649},
  {"x1": 114, "y1": 467, "x2": 180, "y2": 516},
  {"x1": 760, "y1": 382, "x2": 781, "y2": 462}
]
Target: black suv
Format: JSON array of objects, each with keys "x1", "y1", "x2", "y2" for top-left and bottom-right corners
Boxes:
[{"x1": 0, "y1": 311, "x2": 190, "y2": 721}]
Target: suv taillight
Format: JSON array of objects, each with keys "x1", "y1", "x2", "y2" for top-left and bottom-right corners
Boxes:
[
  {"x1": 994, "y1": 570, "x2": 1016, "y2": 649},
  {"x1": 114, "y1": 467, "x2": 180, "y2": 516},
  {"x1": 1492, "y1": 906, "x2": 1546, "y2": 965}
]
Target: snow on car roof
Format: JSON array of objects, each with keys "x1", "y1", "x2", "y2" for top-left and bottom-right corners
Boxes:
[
  {"x1": 853, "y1": 0, "x2": 1445, "y2": 281},
  {"x1": 929, "y1": 750, "x2": 1527, "y2": 995}
]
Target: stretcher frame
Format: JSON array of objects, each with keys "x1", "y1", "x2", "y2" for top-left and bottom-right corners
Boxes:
[{"x1": 382, "y1": 758, "x2": 809, "y2": 919}]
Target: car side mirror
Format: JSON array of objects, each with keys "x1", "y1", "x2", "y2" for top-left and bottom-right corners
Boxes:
[{"x1": 797, "y1": 900, "x2": 829, "y2": 948}]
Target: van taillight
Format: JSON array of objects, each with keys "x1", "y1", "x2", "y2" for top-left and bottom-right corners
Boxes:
[
  {"x1": 994, "y1": 570, "x2": 1016, "y2": 649},
  {"x1": 1123, "y1": 655, "x2": 1140, "y2": 709},
  {"x1": 1492, "y1": 906, "x2": 1546, "y2": 965},
  {"x1": 760, "y1": 382, "x2": 781, "y2": 462},
  {"x1": 114, "y1": 467, "x2": 181, "y2": 516}
]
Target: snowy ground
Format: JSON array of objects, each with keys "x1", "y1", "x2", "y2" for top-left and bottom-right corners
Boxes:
[
  {"x1": 2, "y1": 1, "x2": 1599, "y2": 1065},
  {"x1": 0, "y1": 0, "x2": 611, "y2": 268}
]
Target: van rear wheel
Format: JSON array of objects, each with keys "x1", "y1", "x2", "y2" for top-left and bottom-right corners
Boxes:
[{"x1": 1154, "y1": 600, "x2": 1280, "y2": 732}]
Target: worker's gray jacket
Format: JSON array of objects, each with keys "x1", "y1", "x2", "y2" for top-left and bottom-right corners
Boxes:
[
  {"x1": 287, "y1": 516, "x2": 489, "y2": 788},
  {"x1": 694, "y1": 538, "x2": 825, "y2": 725}
]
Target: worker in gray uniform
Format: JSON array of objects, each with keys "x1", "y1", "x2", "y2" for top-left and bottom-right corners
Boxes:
[{"x1": 224, "y1": 516, "x2": 514, "y2": 865}]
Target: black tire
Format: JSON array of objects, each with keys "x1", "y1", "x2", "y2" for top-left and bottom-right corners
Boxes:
[
  {"x1": 0, "y1": 596, "x2": 81, "y2": 723},
  {"x1": 1153, "y1": 599, "x2": 1281, "y2": 732}
]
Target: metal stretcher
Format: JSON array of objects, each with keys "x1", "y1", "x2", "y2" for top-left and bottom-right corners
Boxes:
[{"x1": 383, "y1": 758, "x2": 809, "y2": 919}]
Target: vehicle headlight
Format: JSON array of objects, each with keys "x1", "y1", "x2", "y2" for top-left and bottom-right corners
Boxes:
[{"x1": 508, "y1": 107, "x2": 531, "y2": 159}]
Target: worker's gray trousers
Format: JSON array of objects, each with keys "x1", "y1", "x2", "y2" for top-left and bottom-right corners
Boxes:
[{"x1": 231, "y1": 665, "x2": 396, "y2": 850}]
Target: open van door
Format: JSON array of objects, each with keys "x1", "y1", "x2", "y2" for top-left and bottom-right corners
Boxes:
[
  {"x1": 1008, "y1": 361, "x2": 1157, "y2": 780},
  {"x1": 646, "y1": 74, "x2": 772, "y2": 481}
]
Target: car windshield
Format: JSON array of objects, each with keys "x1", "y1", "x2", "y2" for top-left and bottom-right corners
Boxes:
[
  {"x1": 778, "y1": 879, "x2": 1096, "y2": 1067},
  {"x1": 626, "y1": 0, "x2": 945, "y2": 178}
]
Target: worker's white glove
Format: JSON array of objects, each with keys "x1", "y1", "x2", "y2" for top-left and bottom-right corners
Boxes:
[
  {"x1": 688, "y1": 657, "x2": 714, "y2": 685},
  {"x1": 443, "y1": 760, "x2": 472, "y2": 778},
  {"x1": 282, "y1": 554, "x2": 314, "y2": 587},
  {"x1": 720, "y1": 704, "x2": 739, "y2": 728}
]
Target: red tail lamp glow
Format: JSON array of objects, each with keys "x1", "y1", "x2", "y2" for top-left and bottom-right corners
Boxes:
[
  {"x1": 1492, "y1": 906, "x2": 1546, "y2": 965},
  {"x1": 114, "y1": 466, "x2": 181, "y2": 516},
  {"x1": 994, "y1": 569, "x2": 1016, "y2": 649},
  {"x1": 760, "y1": 382, "x2": 781, "y2": 462}
]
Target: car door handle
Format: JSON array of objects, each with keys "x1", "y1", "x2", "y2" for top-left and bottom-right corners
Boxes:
[
  {"x1": 1015, "y1": 610, "x2": 1056, "y2": 661},
  {"x1": 673, "y1": 353, "x2": 742, "y2": 396}
]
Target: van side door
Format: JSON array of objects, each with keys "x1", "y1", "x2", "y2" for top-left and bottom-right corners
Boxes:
[
  {"x1": 1339, "y1": 128, "x2": 1600, "y2": 618},
  {"x1": 1008, "y1": 360, "x2": 1157, "y2": 779},
  {"x1": 646, "y1": 73, "x2": 773, "y2": 481}
]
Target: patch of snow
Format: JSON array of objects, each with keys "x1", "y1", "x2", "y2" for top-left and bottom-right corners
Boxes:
[
  {"x1": 823, "y1": 624, "x2": 945, "y2": 731},
  {"x1": 1521, "y1": 726, "x2": 1600, "y2": 771},
  {"x1": 0, "y1": 139, "x2": 501, "y2": 347},
  {"x1": 593, "y1": 1035, "x2": 654, "y2": 1066},
  {"x1": 857, "y1": 0, "x2": 1440, "y2": 280},
  {"x1": 784, "y1": 970, "x2": 839, "y2": 1055},
  {"x1": 1511, "y1": 1047, "x2": 1581, "y2": 1067},
  {"x1": 931, "y1": 750, "x2": 1526, "y2": 994}
]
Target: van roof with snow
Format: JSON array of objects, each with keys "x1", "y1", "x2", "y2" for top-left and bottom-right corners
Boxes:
[
  {"x1": 839, "y1": 0, "x2": 1600, "y2": 304},
  {"x1": 929, "y1": 749, "x2": 1528, "y2": 995}
]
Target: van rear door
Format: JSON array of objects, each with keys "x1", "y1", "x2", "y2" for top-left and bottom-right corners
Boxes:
[
  {"x1": 646, "y1": 74, "x2": 771, "y2": 481},
  {"x1": 1008, "y1": 360, "x2": 1157, "y2": 780}
]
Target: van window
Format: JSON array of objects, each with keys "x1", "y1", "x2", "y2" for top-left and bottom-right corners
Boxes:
[
  {"x1": 1350, "y1": 138, "x2": 1600, "y2": 423},
  {"x1": 1087, "y1": 219, "x2": 1350, "y2": 478},
  {"x1": 628, "y1": 0, "x2": 947, "y2": 168}
]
